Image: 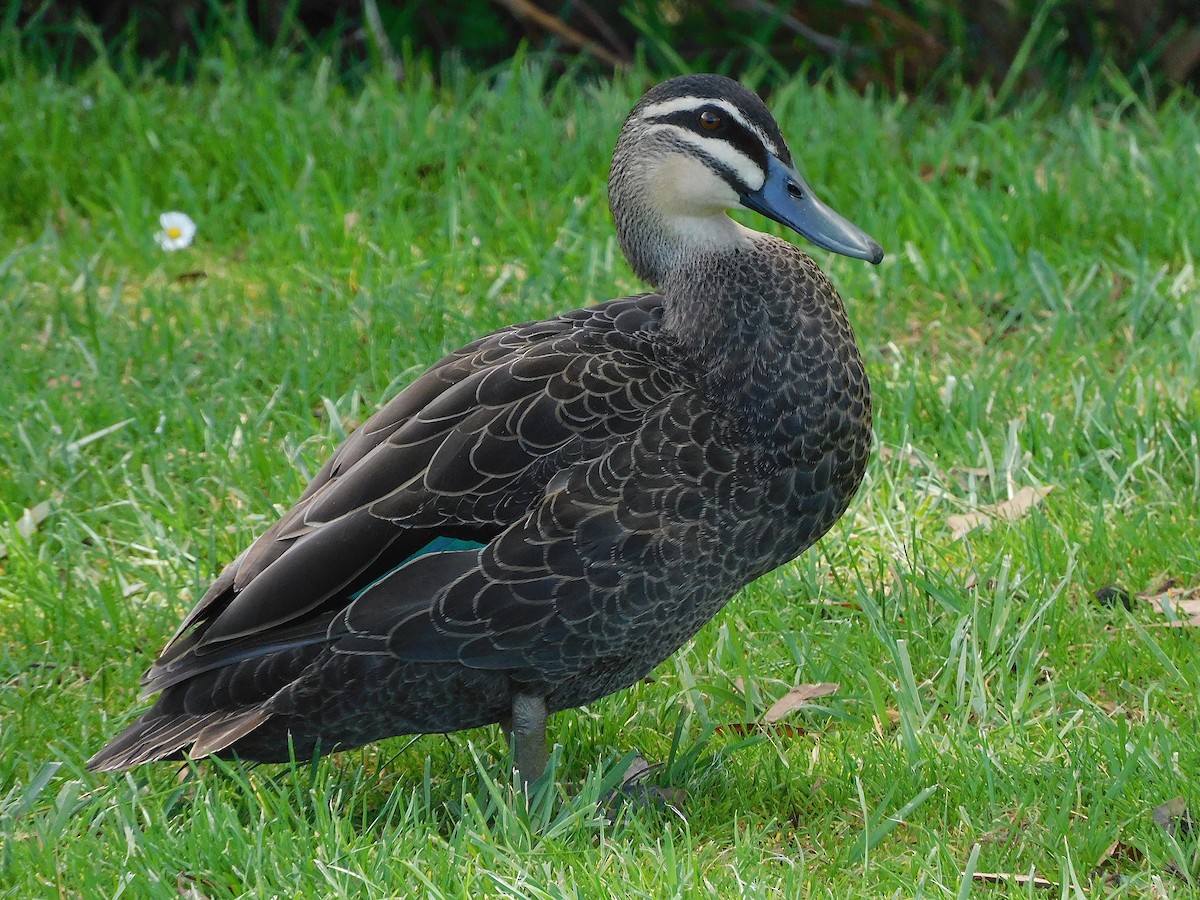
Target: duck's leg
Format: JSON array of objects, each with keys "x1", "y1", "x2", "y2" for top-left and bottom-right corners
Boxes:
[{"x1": 503, "y1": 691, "x2": 548, "y2": 787}]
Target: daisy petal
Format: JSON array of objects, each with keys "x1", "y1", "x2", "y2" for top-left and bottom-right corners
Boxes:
[{"x1": 155, "y1": 211, "x2": 197, "y2": 251}]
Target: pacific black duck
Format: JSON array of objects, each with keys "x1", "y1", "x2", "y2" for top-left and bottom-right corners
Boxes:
[{"x1": 88, "y1": 74, "x2": 883, "y2": 786}]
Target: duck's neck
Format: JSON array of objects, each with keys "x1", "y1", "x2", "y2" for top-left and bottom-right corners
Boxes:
[
  {"x1": 658, "y1": 235, "x2": 868, "y2": 444},
  {"x1": 608, "y1": 149, "x2": 759, "y2": 288},
  {"x1": 616, "y1": 212, "x2": 757, "y2": 288}
]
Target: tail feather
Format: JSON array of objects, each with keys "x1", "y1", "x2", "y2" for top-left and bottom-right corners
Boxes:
[
  {"x1": 86, "y1": 706, "x2": 272, "y2": 772},
  {"x1": 190, "y1": 708, "x2": 271, "y2": 758}
]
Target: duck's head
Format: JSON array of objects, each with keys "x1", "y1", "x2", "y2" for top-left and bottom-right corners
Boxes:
[{"x1": 608, "y1": 74, "x2": 883, "y2": 287}]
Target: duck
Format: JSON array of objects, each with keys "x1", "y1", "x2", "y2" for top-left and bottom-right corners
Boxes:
[{"x1": 88, "y1": 73, "x2": 883, "y2": 786}]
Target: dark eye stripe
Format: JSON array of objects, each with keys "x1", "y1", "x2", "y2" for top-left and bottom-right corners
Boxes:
[{"x1": 644, "y1": 110, "x2": 770, "y2": 175}]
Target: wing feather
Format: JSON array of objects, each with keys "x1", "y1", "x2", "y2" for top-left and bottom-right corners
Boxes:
[
  {"x1": 334, "y1": 395, "x2": 721, "y2": 683},
  {"x1": 150, "y1": 295, "x2": 667, "y2": 690}
]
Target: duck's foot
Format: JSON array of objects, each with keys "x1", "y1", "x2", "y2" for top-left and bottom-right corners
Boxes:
[
  {"x1": 499, "y1": 694, "x2": 686, "y2": 813},
  {"x1": 602, "y1": 755, "x2": 687, "y2": 820}
]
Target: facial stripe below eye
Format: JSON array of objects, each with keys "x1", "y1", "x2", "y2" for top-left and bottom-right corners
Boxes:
[
  {"x1": 642, "y1": 123, "x2": 767, "y2": 192},
  {"x1": 634, "y1": 97, "x2": 780, "y2": 157},
  {"x1": 642, "y1": 111, "x2": 769, "y2": 182}
]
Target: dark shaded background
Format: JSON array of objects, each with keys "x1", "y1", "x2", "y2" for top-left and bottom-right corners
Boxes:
[{"x1": 8, "y1": 0, "x2": 1200, "y2": 95}]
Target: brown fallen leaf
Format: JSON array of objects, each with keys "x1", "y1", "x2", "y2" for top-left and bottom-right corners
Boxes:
[
  {"x1": 619, "y1": 755, "x2": 654, "y2": 785},
  {"x1": 946, "y1": 485, "x2": 1053, "y2": 540},
  {"x1": 872, "y1": 709, "x2": 902, "y2": 737},
  {"x1": 763, "y1": 683, "x2": 839, "y2": 724},
  {"x1": 972, "y1": 872, "x2": 1055, "y2": 890},
  {"x1": 1095, "y1": 838, "x2": 1145, "y2": 870},
  {"x1": 1152, "y1": 796, "x2": 1193, "y2": 837},
  {"x1": 1151, "y1": 797, "x2": 1195, "y2": 883},
  {"x1": 1140, "y1": 583, "x2": 1200, "y2": 627}
]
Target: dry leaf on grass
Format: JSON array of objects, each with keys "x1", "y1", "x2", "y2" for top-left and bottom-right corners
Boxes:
[
  {"x1": 619, "y1": 755, "x2": 654, "y2": 785},
  {"x1": 872, "y1": 709, "x2": 901, "y2": 737},
  {"x1": 946, "y1": 485, "x2": 1053, "y2": 539},
  {"x1": 971, "y1": 873, "x2": 1055, "y2": 890},
  {"x1": 715, "y1": 683, "x2": 839, "y2": 738},
  {"x1": 763, "y1": 683, "x2": 839, "y2": 724},
  {"x1": 0, "y1": 500, "x2": 54, "y2": 560},
  {"x1": 1095, "y1": 838, "x2": 1145, "y2": 870},
  {"x1": 1151, "y1": 797, "x2": 1194, "y2": 883},
  {"x1": 1152, "y1": 796, "x2": 1193, "y2": 837},
  {"x1": 1140, "y1": 582, "x2": 1200, "y2": 627},
  {"x1": 16, "y1": 501, "x2": 52, "y2": 539}
]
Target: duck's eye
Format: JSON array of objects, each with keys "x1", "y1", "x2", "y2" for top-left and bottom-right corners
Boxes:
[{"x1": 698, "y1": 110, "x2": 722, "y2": 131}]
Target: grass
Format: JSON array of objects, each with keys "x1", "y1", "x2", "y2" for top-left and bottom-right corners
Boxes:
[{"x1": 1, "y1": 45, "x2": 1198, "y2": 897}]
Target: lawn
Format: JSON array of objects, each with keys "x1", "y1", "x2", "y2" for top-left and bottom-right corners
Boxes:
[{"x1": 1, "y1": 45, "x2": 1198, "y2": 897}]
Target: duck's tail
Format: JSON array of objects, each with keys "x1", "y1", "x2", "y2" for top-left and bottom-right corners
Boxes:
[{"x1": 86, "y1": 705, "x2": 270, "y2": 772}]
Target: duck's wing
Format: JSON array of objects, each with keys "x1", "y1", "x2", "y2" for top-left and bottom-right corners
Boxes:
[
  {"x1": 143, "y1": 294, "x2": 668, "y2": 693},
  {"x1": 326, "y1": 388, "x2": 726, "y2": 683}
]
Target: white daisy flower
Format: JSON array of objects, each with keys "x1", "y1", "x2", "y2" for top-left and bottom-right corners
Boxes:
[{"x1": 154, "y1": 211, "x2": 197, "y2": 251}]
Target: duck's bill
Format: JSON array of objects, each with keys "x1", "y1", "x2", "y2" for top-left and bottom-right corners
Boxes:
[{"x1": 740, "y1": 155, "x2": 884, "y2": 265}]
